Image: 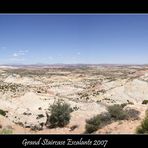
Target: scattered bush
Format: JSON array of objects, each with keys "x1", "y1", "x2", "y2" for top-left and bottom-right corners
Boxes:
[
  {"x1": 0, "y1": 109, "x2": 7, "y2": 116},
  {"x1": 142, "y1": 100, "x2": 148, "y2": 104},
  {"x1": 72, "y1": 106, "x2": 79, "y2": 111},
  {"x1": 46, "y1": 100, "x2": 72, "y2": 128},
  {"x1": 121, "y1": 103, "x2": 128, "y2": 108},
  {"x1": 85, "y1": 105, "x2": 140, "y2": 134},
  {"x1": 30, "y1": 125, "x2": 43, "y2": 131},
  {"x1": 84, "y1": 103, "x2": 141, "y2": 134},
  {"x1": 85, "y1": 111, "x2": 112, "y2": 134},
  {"x1": 85, "y1": 124, "x2": 99, "y2": 134},
  {"x1": 108, "y1": 104, "x2": 127, "y2": 120},
  {"x1": 85, "y1": 115, "x2": 101, "y2": 133},
  {"x1": 136, "y1": 111, "x2": 148, "y2": 134},
  {"x1": 99, "y1": 112, "x2": 111, "y2": 123},
  {"x1": 36, "y1": 114, "x2": 44, "y2": 119}
]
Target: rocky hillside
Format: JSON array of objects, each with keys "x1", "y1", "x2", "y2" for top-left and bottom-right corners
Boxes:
[{"x1": 0, "y1": 65, "x2": 148, "y2": 134}]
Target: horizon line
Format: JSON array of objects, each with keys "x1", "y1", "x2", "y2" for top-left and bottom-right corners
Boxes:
[{"x1": 0, "y1": 63, "x2": 148, "y2": 66}]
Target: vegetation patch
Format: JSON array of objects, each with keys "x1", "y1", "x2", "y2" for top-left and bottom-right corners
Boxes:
[
  {"x1": 136, "y1": 110, "x2": 148, "y2": 134},
  {"x1": 142, "y1": 100, "x2": 148, "y2": 104},
  {"x1": 108, "y1": 104, "x2": 127, "y2": 120},
  {"x1": 85, "y1": 112, "x2": 111, "y2": 133},
  {"x1": 46, "y1": 100, "x2": 72, "y2": 128},
  {"x1": 85, "y1": 104, "x2": 139, "y2": 134},
  {"x1": 36, "y1": 114, "x2": 45, "y2": 119},
  {"x1": 85, "y1": 115, "x2": 101, "y2": 133},
  {"x1": 99, "y1": 112, "x2": 111, "y2": 123},
  {"x1": 121, "y1": 103, "x2": 128, "y2": 108},
  {"x1": 0, "y1": 109, "x2": 7, "y2": 116}
]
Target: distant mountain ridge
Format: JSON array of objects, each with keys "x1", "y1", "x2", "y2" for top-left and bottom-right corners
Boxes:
[{"x1": 0, "y1": 63, "x2": 148, "y2": 69}]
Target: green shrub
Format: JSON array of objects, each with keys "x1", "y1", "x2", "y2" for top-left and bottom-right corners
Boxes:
[
  {"x1": 136, "y1": 111, "x2": 148, "y2": 134},
  {"x1": 108, "y1": 104, "x2": 127, "y2": 120},
  {"x1": 85, "y1": 115, "x2": 101, "y2": 133},
  {"x1": 142, "y1": 100, "x2": 148, "y2": 104},
  {"x1": 99, "y1": 112, "x2": 111, "y2": 123},
  {"x1": 0, "y1": 128, "x2": 13, "y2": 134},
  {"x1": 46, "y1": 100, "x2": 72, "y2": 128},
  {"x1": 85, "y1": 124, "x2": 99, "y2": 133},
  {"x1": 121, "y1": 103, "x2": 128, "y2": 108},
  {"x1": 0, "y1": 109, "x2": 7, "y2": 116},
  {"x1": 85, "y1": 112, "x2": 112, "y2": 134}
]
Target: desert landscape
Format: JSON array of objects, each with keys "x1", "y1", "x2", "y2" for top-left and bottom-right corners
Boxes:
[{"x1": 0, "y1": 64, "x2": 148, "y2": 134}]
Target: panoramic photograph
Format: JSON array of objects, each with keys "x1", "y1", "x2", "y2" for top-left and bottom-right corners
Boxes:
[{"x1": 0, "y1": 14, "x2": 148, "y2": 134}]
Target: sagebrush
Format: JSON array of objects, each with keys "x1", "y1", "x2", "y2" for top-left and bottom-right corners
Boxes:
[
  {"x1": 136, "y1": 110, "x2": 148, "y2": 134},
  {"x1": 108, "y1": 104, "x2": 127, "y2": 120},
  {"x1": 46, "y1": 100, "x2": 72, "y2": 128},
  {"x1": 0, "y1": 109, "x2": 7, "y2": 116},
  {"x1": 85, "y1": 115, "x2": 101, "y2": 133}
]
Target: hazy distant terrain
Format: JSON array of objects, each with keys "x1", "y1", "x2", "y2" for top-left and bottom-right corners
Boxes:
[{"x1": 0, "y1": 64, "x2": 148, "y2": 134}]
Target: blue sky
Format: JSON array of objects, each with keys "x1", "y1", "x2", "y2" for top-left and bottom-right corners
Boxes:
[{"x1": 0, "y1": 14, "x2": 148, "y2": 64}]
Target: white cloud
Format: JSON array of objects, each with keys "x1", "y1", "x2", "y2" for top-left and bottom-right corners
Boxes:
[
  {"x1": 12, "y1": 52, "x2": 24, "y2": 57},
  {"x1": 10, "y1": 49, "x2": 29, "y2": 62},
  {"x1": 12, "y1": 49, "x2": 29, "y2": 57},
  {"x1": 13, "y1": 53, "x2": 19, "y2": 57},
  {"x1": 18, "y1": 50, "x2": 29, "y2": 53},
  {"x1": 19, "y1": 52, "x2": 25, "y2": 56}
]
